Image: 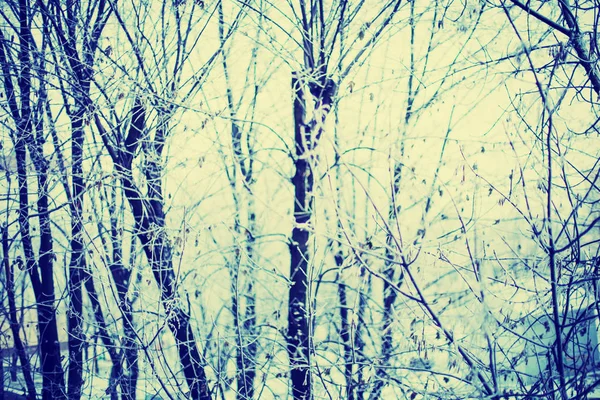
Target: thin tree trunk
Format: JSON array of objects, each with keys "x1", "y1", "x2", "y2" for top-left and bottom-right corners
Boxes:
[
  {"x1": 2, "y1": 226, "x2": 36, "y2": 399},
  {"x1": 67, "y1": 108, "x2": 87, "y2": 400},
  {"x1": 369, "y1": 162, "x2": 403, "y2": 400},
  {"x1": 15, "y1": 118, "x2": 64, "y2": 400},
  {"x1": 107, "y1": 188, "x2": 138, "y2": 400},
  {"x1": 240, "y1": 200, "x2": 257, "y2": 400},
  {"x1": 36, "y1": 2, "x2": 111, "y2": 396},
  {"x1": 354, "y1": 266, "x2": 369, "y2": 400},
  {"x1": 230, "y1": 192, "x2": 257, "y2": 400},
  {"x1": 132, "y1": 189, "x2": 210, "y2": 400},
  {"x1": 82, "y1": 268, "x2": 123, "y2": 398},
  {"x1": 335, "y1": 261, "x2": 355, "y2": 400},
  {"x1": 217, "y1": 6, "x2": 259, "y2": 390}
]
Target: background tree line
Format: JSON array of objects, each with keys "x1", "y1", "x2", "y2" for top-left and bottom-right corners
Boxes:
[{"x1": 1, "y1": 0, "x2": 599, "y2": 399}]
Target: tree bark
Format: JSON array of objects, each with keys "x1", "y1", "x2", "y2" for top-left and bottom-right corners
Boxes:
[
  {"x1": 67, "y1": 107, "x2": 86, "y2": 400},
  {"x1": 287, "y1": 72, "x2": 314, "y2": 400},
  {"x1": 287, "y1": 70, "x2": 336, "y2": 400}
]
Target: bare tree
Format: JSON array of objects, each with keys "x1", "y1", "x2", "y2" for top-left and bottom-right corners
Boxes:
[
  {"x1": 217, "y1": 2, "x2": 263, "y2": 398},
  {"x1": 0, "y1": 2, "x2": 65, "y2": 397},
  {"x1": 2, "y1": 0, "x2": 600, "y2": 399},
  {"x1": 36, "y1": 1, "x2": 111, "y2": 396},
  {"x1": 89, "y1": 1, "x2": 241, "y2": 398},
  {"x1": 249, "y1": 1, "x2": 403, "y2": 398}
]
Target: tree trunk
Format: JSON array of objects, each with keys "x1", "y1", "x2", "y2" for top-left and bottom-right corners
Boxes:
[
  {"x1": 114, "y1": 154, "x2": 211, "y2": 400},
  {"x1": 237, "y1": 201, "x2": 257, "y2": 400},
  {"x1": 2, "y1": 226, "x2": 36, "y2": 399},
  {"x1": 107, "y1": 189, "x2": 138, "y2": 400},
  {"x1": 95, "y1": 98, "x2": 212, "y2": 399},
  {"x1": 287, "y1": 72, "x2": 314, "y2": 400},
  {"x1": 0, "y1": 9, "x2": 66, "y2": 399},
  {"x1": 67, "y1": 109, "x2": 87, "y2": 400},
  {"x1": 370, "y1": 161, "x2": 403, "y2": 400}
]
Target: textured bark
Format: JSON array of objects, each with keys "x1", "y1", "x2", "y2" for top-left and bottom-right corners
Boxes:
[
  {"x1": 121, "y1": 310, "x2": 139, "y2": 400},
  {"x1": 238, "y1": 206, "x2": 258, "y2": 400},
  {"x1": 32, "y1": 156, "x2": 65, "y2": 400},
  {"x1": 354, "y1": 266, "x2": 369, "y2": 400},
  {"x1": 231, "y1": 195, "x2": 258, "y2": 400},
  {"x1": 34, "y1": 122, "x2": 65, "y2": 400},
  {"x1": 287, "y1": 71, "x2": 336, "y2": 400},
  {"x1": 509, "y1": 0, "x2": 600, "y2": 95},
  {"x1": 14, "y1": 94, "x2": 65, "y2": 400},
  {"x1": 67, "y1": 107, "x2": 86, "y2": 400},
  {"x1": 288, "y1": 73, "x2": 314, "y2": 400}
]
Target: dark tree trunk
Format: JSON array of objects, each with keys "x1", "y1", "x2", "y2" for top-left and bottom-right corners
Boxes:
[
  {"x1": 2, "y1": 226, "x2": 36, "y2": 399},
  {"x1": 128, "y1": 180, "x2": 211, "y2": 400},
  {"x1": 95, "y1": 108, "x2": 212, "y2": 399},
  {"x1": 143, "y1": 110, "x2": 212, "y2": 400},
  {"x1": 43, "y1": 2, "x2": 111, "y2": 394},
  {"x1": 288, "y1": 73, "x2": 314, "y2": 400},
  {"x1": 121, "y1": 298, "x2": 138, "y2": 400},
  {"x1": 0, "y1": 15, "x2": 66, "y2": 399},
  {"x1": 335, "y1": 252, "x2": 354, "y2": 400},
  {"x1": 14, "y1": 104, "x2": 65, "y2": 400},
  {"x1": 35, "y1": 127, "x2": 65, "y2": 400},
  {"x1": 67, "y1": 109, "x2": 87, "y2": 400},
  {"x1": 287, "y1": 71, "x2": 336, "y2": 400},
  {"x1": 82, "y1": 269, "x2": 123, "y2": 399}
]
